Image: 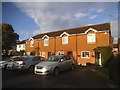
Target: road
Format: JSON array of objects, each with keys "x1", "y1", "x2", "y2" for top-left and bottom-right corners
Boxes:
[{"x1": 2, "y1": 65, "x2": 117, "y2": 88}]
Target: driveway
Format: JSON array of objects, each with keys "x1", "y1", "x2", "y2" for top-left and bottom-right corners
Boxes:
[{"x1": 2, "y1": 65, "x2": 117, "y2": 88}]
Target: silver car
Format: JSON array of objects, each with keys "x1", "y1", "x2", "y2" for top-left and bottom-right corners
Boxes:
[
  {"x1": 0, "y1": 56, "x2": 20, "y2": 69},
  {"x1": 34, "y1": 55, "x2": 75, "y2": 76},
  {"x1": 0, "y1": 61, "x2": 8, "y2": 69},
  {"x1": 13, "y1": 56, "x2": 45, "y2": 72}
]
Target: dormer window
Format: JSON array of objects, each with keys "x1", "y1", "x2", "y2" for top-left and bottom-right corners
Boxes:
[
  {"x1": 62, "y1": 36, "x2": 68, "y2": 44},
  {"x1": 87, "y1": 33, "x2": 96, "y2": 43},
  {"x1": 30, "y1": 40, "x2": 34, "y2": 47},
  {"x1": 60, "y1": 32, "x2": 69, "y2": 45},
  {"x1": 44, "y1": 38, "x2": 49, "y2": 46},
  {"x1": 28, "y1": 38, "x2": 34, "y2": 47},
  {"x1": 85, "y1": 28, "x2": 97, "y2": 44},
  {"x1": 42, "y1": 35, "x2": 49, "y2": 46}
]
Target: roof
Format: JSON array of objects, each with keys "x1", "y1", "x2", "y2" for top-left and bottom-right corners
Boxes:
[
  {"x1": 32, "y1": 23, "x2": 110, "y2": 39},
  {"x1": 17, "y1": 40, "x2": 26, "y2": 44}
]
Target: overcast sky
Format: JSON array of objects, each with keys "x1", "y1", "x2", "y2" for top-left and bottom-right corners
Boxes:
[{"x1": 2, "y1": 0, "x2": 119, "y2": 43}]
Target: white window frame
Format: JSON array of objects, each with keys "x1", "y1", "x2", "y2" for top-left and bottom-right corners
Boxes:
[
  {"x1": 58, "y1": 51, "x2": 64, "y2": 55},
  {"x1": 39, "y1": 52, "x2": 45, "y2": 57},
  {"x1": 23, "y1": 44, "x2": 25, "y2": 49},
  {"x1": 27, "y1": 52, "x2": 30, "y2": 55},
  {"x1": 87, "y1": 33, "x2": 96, "y2": 43},
  {"x1": 62, "y1": 36, "x2": 68, "y2": 44},
  {"x1": 30, "y1": 40, "x2": 34, "y2": 47},
  {"x1": 44, "y1": 39, "x2": 49, "y2": 46},
  {"x1": 81, "y1": 51, "x2": 90, "y2": 59}
]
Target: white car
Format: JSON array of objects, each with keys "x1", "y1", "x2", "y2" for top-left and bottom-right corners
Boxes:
[{"x1": 34, "y1": 55, "x2": 75, "y2": 76}]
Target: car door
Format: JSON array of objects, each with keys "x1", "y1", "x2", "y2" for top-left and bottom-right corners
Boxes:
[
  {"x1": 64, "y1": 55, "x2": 72, "y2": 69},
  {"x1": 32, "y1": 56, "x2": 41, "y2": 65},
  {"x1": 58, "y1": 57, "x2": 68, "y2": 71}
]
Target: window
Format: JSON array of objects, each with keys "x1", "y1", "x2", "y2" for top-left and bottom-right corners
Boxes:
[
  {"x1": 27, "y1": 52, "x2": 30, "y2": 55},
  {"x1": 81, "y1": 51, "x2": 90, "y2": 58},
  {"x1": 30, "y1": 40, "x2": 34, "y2": 47},
  {"x1": 58, "y1": 51, "x2": 64, "y2": 55},
  {"x1": 19, "y1": 45, "x2": 21, "y2": 48},
  {"x1": 44, "y1": 39, "x2": 49, "y2": 46},
  {"x1": 62, "y1": 36, "x2": 68, "y2": 44},
  {"x1": 87, "y1": 33, "x2": 96, "y2": 43},
  {"x1": 40, "y1": 52, "x2": 45, "y2": 57},
  {"x1": 23, "y1": 44, "x2": 25, "y2": 49}
]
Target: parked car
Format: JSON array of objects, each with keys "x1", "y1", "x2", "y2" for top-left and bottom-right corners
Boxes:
[
  {"x1": 0, "y1": 61, "x2": 8, "y2": 69},
  {"x1": 0, "y1": 56, "x2": 20, "y2": 69},
  {"x1": 6, "y1": 56, "x2": 22, "y2": 70},
  {"x1": 13, "y1": 56, "x2": 45, "y2": 72},
  {"x1": 34, "y1": 55, "x2": 75, "y2": 76}
]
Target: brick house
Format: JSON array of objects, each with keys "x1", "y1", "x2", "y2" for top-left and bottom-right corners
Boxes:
[
  {"x1": 25, "y1": 23, "x2": 113, "y2": 66},
  {"x1": 118, "y1": 38, "x2": 120, "y2": 52}
]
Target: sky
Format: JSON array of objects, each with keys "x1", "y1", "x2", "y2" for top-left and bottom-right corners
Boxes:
[{"x1": 2, "y1": 0, "x2": 119, "y2": 43}]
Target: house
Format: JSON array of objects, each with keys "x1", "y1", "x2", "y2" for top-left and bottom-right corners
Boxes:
[
  {"x1": 16, "y1": 40, "x2": 26, "y2": 52},
  {"x1": 112, "y1": 44, "x2": 119, "y2": 56},
  {"x1": 118, "y1": 38, "x2": 120, "y2": 52},
  {"x1": 25, "y1": 23, "x2": 113, "y2": 66}
]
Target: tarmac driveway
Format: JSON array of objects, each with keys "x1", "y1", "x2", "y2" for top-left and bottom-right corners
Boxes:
[{"x1": 2, "y1": 65, "x2": 117, "y2": 88}]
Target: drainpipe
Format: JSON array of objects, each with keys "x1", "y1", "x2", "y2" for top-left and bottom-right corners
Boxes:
[
  {"x1": 54, "y1": 37, "x2": 56, "y2": 55},
  {"x1": 76, "y1": 34, "x2": 78, "y2": 65}
]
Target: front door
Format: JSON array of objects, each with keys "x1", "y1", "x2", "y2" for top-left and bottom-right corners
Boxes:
[
  {"x1": 96, "y1": 52, "x2": 102, "y2": 66},
  {"x1": 48, "y1": 52, "x2": 52, "y2": 58},
  {"x1": 67, "y1": 51, "x2": 73, "y2": 57}
]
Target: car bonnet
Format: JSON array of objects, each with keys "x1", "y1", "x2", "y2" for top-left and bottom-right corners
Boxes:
[{"x1": 36, "y1": 61, "x2": 57, "y2": 67}]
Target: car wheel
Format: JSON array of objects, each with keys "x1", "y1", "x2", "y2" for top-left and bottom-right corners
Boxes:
[
  {"x1": 71, "y1": 64, "x2": 75, "y2": 70},
  {"x1": 29, "y1": 66, "x2": 34, "y2": 73},
  {"x1": 53, "y1": 67, "x2": 60, "y2": 76},
  {"x1": 4, "y1": 64, "x2": 8, "y2": 70}
]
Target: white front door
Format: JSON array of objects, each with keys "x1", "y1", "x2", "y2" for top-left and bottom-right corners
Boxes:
[{"x1": 98, "y1": 53, "x2": 101, "y2": 66}]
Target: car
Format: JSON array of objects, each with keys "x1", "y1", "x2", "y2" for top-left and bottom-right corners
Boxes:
[
  {"x1": 6, "y1": 56, "x2": 21, "y2": 70},
  {"x1": 0, "y1": 56, "x2": 20, "y2": 69},
  {"x1": 34, "y1": 55, "x2": 75, "y2": 76},
  {"x1": 12, "y1": 56, "x2": 45, "y2": 72},
  {"x1": 0, "y1": 61, "x2": 8, "y2": 69}
]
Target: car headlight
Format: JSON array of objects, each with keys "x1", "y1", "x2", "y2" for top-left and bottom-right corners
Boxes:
[
  {"x1": 45, "y1": 65, "x2": 52, "y2": 69},
  {"x1": 42, "y1": 65, "x2": 52, "y2": 72}
]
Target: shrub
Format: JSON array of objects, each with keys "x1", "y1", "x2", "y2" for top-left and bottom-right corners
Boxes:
[
  {"x1": 94, "y1": 46, "x2": 113, "y2": 67},
  {"x1": 108, "y1": 54, "x2": 120, "y2": 86}
]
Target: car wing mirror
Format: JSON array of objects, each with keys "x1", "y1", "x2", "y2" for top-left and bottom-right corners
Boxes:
[{"x1": 59, "y1": 59, "x2": 64, "y2": 62}]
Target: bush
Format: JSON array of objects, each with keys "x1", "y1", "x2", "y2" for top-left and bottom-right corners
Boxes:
[
  {"x1": 108, "y1": 54, "x2": 120, "y2": 86},
  {"x1": 94, "y1": 46, "x2": 113, "y2": 67}
]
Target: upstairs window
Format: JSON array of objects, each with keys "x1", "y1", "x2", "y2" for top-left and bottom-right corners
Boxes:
[
  {"x1": 23, "y1": 44, "x2": 25, "y2": 49},
  {"x1": 30, "y1": 40, "x2": 34, "y2": 47},
  {"x1": 87, "y1": 33, "x2": 96, "y2": 43},
  {"x1": 19, "y1": 45, "x2": 21, "y2": 48},
  {"x1": 62, "y1": 36, "x2": 68, "y2": 44},
  {"x1": 44, "y1": 39, "x2": 49, "y2": 46}
]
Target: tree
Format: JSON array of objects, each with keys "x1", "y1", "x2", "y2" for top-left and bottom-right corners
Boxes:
[{"x1": 1, "y1": 24, "x2": 19, "y2": 55}]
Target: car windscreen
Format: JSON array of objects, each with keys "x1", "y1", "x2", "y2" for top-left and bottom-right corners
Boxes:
[
  {"x1": 45, "y1": 56, "x2": 60, "y2": 61},
  {"x1": 9, "y1": 57, "x2": 20, "y2": 61},
  {"x1": 17, "y1": 57, "x2": 29, "y2": 61},
  {"x1": 12, "y1": 57, "x2": 29, "y2": 61}
]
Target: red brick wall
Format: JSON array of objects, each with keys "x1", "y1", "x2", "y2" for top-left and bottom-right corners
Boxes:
[{"x1": 26, "y1": 31, "x2": 112, "y2": 65}]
